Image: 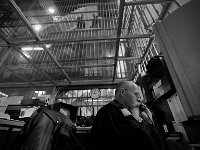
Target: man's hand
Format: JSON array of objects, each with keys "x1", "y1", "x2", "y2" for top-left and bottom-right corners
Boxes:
[{"x1": 140, "y1": 104, "x2": 153, "y2": 124}]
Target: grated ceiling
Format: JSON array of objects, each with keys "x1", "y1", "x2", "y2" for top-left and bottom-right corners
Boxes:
[{"x1": 0, "y1": 0, "x2": 177, "y2": 88}]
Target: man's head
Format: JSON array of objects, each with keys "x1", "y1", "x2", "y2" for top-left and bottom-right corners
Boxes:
[
  {"x1": 115, "y1": 81, "x2": 143, "y2": 111},
  {"x1": 53, "y1": 102, "x2": 78, "y2": 123}
]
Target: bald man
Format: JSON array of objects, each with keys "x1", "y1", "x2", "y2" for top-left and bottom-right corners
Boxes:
[{"x1": 88, "y1": 81, "x2": 167, "y2": 150}]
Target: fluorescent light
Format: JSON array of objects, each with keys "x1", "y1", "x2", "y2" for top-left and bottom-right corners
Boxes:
[
  {"x1": 22, "y1": 47, "x2": 42, "y2": 51},
  {"x1": 22, "y1": 47, "x2": 33, "y2": 51},
  {"x1": 33, "y1": 47, "x2": 43, "y2": 50},
  {"x1": 34, "y1": 24, "x2": 42, "y2": 31},
  {"x1": 21, "y1": 44, "x2": 51, "y2": 51},
  {"x1": 48, "y1": 8, "x2": 55, "y2": 14}
]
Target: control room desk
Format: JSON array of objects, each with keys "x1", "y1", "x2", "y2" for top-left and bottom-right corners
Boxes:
[{"x1": 0, "y1": 118, "x2": 24, "y2": 150}]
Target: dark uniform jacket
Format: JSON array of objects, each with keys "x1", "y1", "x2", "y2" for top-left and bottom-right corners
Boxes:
[
  {"x1": 89, "y1": 100, "x2": 167, "y2": 150},
  {"x1": 14, "y1": 108, "x2": 82, "y2": 150}
]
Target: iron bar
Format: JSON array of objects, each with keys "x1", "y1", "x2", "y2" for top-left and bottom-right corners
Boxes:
[{"x1": 0, "y1": 79, "x2": 124, "y2": 88}]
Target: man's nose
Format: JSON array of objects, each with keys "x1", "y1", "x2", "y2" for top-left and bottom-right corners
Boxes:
[{"x1": 136, "y1": 99, "x2": 142, "y2": 103}]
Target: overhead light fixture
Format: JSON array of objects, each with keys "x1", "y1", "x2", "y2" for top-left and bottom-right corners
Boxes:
[
  {"x1": 22, "y1": 47, "x2": 43, "y2": 51},
  {"x1": 34, "y1": 24, "x2": 42, "y2": 31},
  {"x1": 33, "y1": 47, "x2": 43, "y2": 50},
  {"x1": 21, "y1": 47, "x2": 33, "y2": 51},
  {"x1": 21, "y1": 44, "x2": 51, "y2": 51},
  {"x1": 48, "y1": 7, "x2": 55, "y2": 14}
]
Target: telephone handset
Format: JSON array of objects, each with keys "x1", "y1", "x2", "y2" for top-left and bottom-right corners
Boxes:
[{"x1": 139, "y1": 104, "x2": 155, "y2": 126}]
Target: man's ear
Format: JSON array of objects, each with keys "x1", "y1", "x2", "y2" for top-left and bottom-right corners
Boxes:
[{"x1": 120, "y1": 88, "x2": 125, "y2": 96}]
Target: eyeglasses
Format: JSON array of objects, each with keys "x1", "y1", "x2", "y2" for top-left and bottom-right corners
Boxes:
[
  {"x1": 133, "y1": 92, "x2": 142, "y2": 100},
  {"x1": 122, "y1": 88, "x2": 142, "y2": 100}
]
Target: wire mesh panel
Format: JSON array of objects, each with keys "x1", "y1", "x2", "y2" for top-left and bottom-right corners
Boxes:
[
  {"x1": 13, "y1": 0, "x2": 119, "y2": 41},
  {"x1": 0, "y1": 17, "x2": 36, "y2": 43},
  {"x1": 0, "y1": 37, "x2": 7, "y2": 46},
  {"x1": 49, "y1": 40, "x2": 116, "y2": 80},
  {"x1": 0, "y1": 0, "x2": 185, "y2": 87},
  {"x1": 19, "y1": 44, "x2": 64, "y2": 80},
  {"x1": 0, "y1": 49, "x2": 51, "y2": 83}
]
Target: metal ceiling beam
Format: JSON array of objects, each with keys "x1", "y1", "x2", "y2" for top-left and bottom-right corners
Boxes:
[
  {"x1": 0, "y1": 34, "x2": 153, "y2": 47},
  {"x1": 1, "y1": 64, "x2": 114, "y2": 70},
  {"x1": 9, "y1": 64, "x2": 115, "y2": 70},
  {"x1": 0, "y1": 79, "x2": 127, "y2": 88},
  {"x1": 18, "y1": 56, "x2": 142, "y2": 64},
  {"x1": 119, "y1": 56, "x2": 142, "y2": 61},
  {"x1": 0, "y1": 31, "x2": 56, "y2": 86},
  {"x1": 9, "y1": 0, "x2": 71, "y2": 84},
  {"x1": 0, "y1": 56, "x2": 141, "y2": 71},
  {"x1": 62, "y1": 64, "x2": 115, "y2": 69},
  {"x1": 125, "y1": 0, "x2": 172, "y2": 6},
  {"x1": 0, "y1": 40, "x2": 119, "y2": 47},
  {"x1": 0, "y1": 82, "x2": 51, "y2": 88},
  {"x1": 113, "y1": 0, "x2": 125, "y2": 81}
]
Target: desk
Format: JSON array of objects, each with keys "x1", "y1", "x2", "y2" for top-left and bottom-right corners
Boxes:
[
  {"x1": 76, "y1": 126, "x2": 91, "y2": 149},
  {"x1": 76, "y1": 126, "x2": 91, "y2": 133},
  {"x1": 0, "y1": 118, "x2": 24, "y2": 150},
  {"x1": 0, "y1": 118, "x2": 25, "y2": 127}
]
